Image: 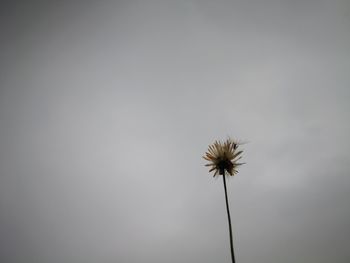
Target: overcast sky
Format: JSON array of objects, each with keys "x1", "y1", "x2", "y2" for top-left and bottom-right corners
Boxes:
[{"x1": 1, "y1": 1, "x2": 350, "y2": 263}]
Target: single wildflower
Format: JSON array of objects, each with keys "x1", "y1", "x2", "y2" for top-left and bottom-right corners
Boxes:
[
  {"x1": 203, "y1": 138, "x2": 245, "y2": 263},
  {"x1": 203, "y1": 138, "x2": 244, "y2": 177}
]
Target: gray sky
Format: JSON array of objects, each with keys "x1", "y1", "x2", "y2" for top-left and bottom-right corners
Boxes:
[{"x1": 1, "y1": 1, "x2": 350, "y2": 262}]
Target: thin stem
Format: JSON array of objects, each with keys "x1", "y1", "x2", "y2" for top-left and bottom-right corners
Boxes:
[{"x1": 222, "y1": 171, "x2": 235, "y2": 263}]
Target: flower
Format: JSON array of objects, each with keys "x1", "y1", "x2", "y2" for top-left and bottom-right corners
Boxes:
[{"x1": 203, "y1": 138, "x2": 244, "y2": 177}]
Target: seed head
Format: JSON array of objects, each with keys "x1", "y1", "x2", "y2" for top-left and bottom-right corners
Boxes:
[{"x1": 203, "y1": 138, "x2": 244, "y2": 177}]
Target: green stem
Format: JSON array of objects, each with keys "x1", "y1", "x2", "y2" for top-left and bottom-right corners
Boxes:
[{"x1": 222, "y1": 171, "x2": 235, "y2": 263}]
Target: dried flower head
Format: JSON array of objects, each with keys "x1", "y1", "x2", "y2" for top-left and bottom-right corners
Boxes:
[{"x1": 203, "y1": 138, "x2": 244, "y2": 177}]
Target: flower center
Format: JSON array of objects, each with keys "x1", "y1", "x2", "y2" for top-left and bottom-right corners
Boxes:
[{"x1": 218, "y1": 159, "x2": 233, "y2": 175}]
